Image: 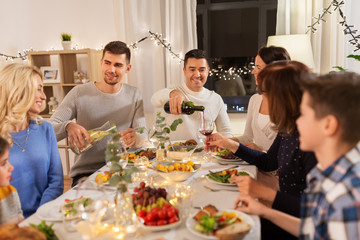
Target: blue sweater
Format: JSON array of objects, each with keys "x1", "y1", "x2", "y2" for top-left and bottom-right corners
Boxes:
[{"x1": 9, "y1": 120, "x2": 63, "y2": 218}]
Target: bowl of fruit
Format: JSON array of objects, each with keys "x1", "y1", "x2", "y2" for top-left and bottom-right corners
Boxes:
[
  {"x1": 167, "y1": 139, "x2": 200, "y2": 160},
  {"x1": 132, "y1": 182, "x2": 181, "y2": 231},
  {"x1": 153, "y1": 161, "x2": 201, "y2": 182}
]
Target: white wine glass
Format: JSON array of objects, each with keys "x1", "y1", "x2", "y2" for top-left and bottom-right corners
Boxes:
[{"x1": 106, "y1": 138, "x2": 128, "y2": 169}]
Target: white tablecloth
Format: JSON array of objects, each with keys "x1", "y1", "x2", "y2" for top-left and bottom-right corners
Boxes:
[{"x1": 20, "y1": 161, "x2": 260, "y2": 240}]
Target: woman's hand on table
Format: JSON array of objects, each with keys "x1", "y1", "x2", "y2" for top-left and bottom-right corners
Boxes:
[
  {"x1": 66, "y1": 122, "x2": 90, "y2": 149},
  {"x1": 230, "y1": 176, "x2": 277, "y2": 204},
  {"x1": 206, "y1": 133, "x2": 239, "y2": 153}
]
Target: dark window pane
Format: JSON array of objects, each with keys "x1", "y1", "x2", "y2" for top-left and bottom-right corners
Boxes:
[
  {"x1": 266, "y1": 8, "x2": 277, "y2": 37},
  {"x1": 211, "y1": 0, "x2": 256, "y2": 2},
  {"x1": 198, "y1": 0, "x2": 205, "y2": 4},
  {"x1": 197, "y1": 14, "x2": 204, "y2": 50},
  {"x1": 210, "y1": 8, "x2": 259, "y2": 58}
]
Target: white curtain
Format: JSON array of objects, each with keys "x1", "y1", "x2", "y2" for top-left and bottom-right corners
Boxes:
[
  {"x1": 112, "y1": 0, "x2": 197, "y2": 126},
  {"x1": 276, "y1": 0, "x2": 346, "y2": 74}
]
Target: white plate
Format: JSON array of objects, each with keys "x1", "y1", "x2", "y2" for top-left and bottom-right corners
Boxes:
[
  {"x1": 37, "y1": 190, "x2": 105, "y2": 221},
  {"x1": 36, "y1": 200, "x2": 63, "y2": 221},
  {"x1": 205, "y1": 170, "x2": 254, "y2": 186},
  {"x1": 139, "y1": 217, "x2": 182, "y2": 231},
  {"x1": 186, "y1": 209, "x2": 255, "y2": 239}
]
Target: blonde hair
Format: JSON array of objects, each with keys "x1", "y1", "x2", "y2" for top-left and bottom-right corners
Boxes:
[{"x1": 0, "y1": 63, "x2": 44, "y2": 143}]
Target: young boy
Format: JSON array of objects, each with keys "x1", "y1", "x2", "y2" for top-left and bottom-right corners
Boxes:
[
  {"x1": 0, "y1": 137, "x2": 24, "y2": 225},
  {"x1": 234, "y1": 71, "x2": 360, "y2": 239}
]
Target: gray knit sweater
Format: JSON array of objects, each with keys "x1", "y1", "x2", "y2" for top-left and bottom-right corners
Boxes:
[{"x1": 49, "y1": 82, "x2": 146, "y2": 177}]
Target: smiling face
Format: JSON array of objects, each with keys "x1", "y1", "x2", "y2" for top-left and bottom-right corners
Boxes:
[
  {"x1": 0, "y1": 149, "x2": 13, "y2": 187},
  {"x1": 29, "y1": 74, "x2": 46, "y2": 114},
  {"x1": 183, "y1": 58, "x2": 209, "y2": 92},
  {"x1": 101, "y1": 52, "x2": 131, "y2": 86},
  {"x1": 251, "y1": 55, "x2": 267, "y2": 84}
]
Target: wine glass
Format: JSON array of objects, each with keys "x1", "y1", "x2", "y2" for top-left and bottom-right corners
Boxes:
[
  {"x1": 74, "y1": 178, "x2": 111, "y2": 238},
  {"x1": 106, "y1": 138, "x2": 128, "y2": 169},
  {"x1": 198, "y1": 110, "x2": 215, "y2": 161}
]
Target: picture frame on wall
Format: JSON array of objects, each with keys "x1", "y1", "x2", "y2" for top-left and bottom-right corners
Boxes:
[{"x1": 40, "y1": 67, "x2": 61, "y2": 83}]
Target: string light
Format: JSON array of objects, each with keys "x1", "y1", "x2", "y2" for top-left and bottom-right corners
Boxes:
[
  {"x1": 209, "y1": 65, "x2": 253, "y2": 81},
  {"x1": 307, "y1": 0, "x2": 359, "y2": 52}
]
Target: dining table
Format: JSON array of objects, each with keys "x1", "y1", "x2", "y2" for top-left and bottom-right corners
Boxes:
[{"x1": 20, "y1": 153, "x2": 261, "y2": 240}]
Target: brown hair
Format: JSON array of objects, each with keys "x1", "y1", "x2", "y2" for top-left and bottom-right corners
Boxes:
[
  {"x1": 0, "y1": 137, "x2": 9, "y2": 157},
  {"x1": 300, "y1": 71, "x2": 360, "y2": 144},
  {"x1": 257, "y1": 61, "x2": 310, "y2": 135},
  {"x1": 102, "y1": 41, "x2": 131, "y2": 63},
  {"x1": 258, "y1": 46, "x2": 291, "y2": 64},
  {"x1": 184, "y1": 49, "x2": 209, "y2": 68}
]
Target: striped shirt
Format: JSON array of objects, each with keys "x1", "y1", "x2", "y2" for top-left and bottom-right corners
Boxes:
[
  {"x1": 0, "y1": 185, "x2": 23, "y2": 224},
  {"x1": 299, "y1": 142, "x2": 360, "y2": 240}
]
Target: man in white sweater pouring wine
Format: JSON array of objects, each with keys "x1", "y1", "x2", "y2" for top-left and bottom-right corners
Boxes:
[{"x1": 151, "y1": 49, "x2": 233, "y2": 141}]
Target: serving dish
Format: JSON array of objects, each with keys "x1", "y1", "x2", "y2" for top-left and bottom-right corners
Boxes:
[{"x1": 152, "y1": 161, "x2": 201, "y2": 182}]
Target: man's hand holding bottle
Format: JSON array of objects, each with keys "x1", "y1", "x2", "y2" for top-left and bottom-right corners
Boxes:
[{"x1": 168, "y1": 90, "x2": 185, "y2": 114}]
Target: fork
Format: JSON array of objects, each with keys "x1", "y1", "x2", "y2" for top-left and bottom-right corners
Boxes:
[{"x1": 203, "y1": 185, "x2": 239, "y2": 192}]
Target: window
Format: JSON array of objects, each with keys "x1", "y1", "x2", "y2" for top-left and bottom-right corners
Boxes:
[{"x1": 197, "y1": 0, "x2": 277, "y2": 113}]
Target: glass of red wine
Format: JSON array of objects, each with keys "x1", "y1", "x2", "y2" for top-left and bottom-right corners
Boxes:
[{"x1": 198, "y1": 111, "x2": 215, "y2": 161}]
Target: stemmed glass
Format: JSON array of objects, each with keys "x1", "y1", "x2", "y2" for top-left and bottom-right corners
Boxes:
[
  {"x1": 106, "y1": 138, "x2": 128, "y2": 169},
  {"x1": 198, "y1": 110, "x2": 215, "y2": 162}
]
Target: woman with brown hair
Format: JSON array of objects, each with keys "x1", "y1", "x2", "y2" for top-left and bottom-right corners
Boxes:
[{"x1": 207, "y1": 61, "x2": 317, "y2": 239}]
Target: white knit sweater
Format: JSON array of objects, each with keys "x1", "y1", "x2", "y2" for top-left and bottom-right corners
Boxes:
[{"x1": 151, "y1": 82, "x2": 233, "y2": 141}]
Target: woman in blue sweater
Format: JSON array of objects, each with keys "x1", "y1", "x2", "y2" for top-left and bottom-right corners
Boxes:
[
  {"x1": 0, "y1": 63, "x2": 63, "y2": 218},
  {"x1": 207, "y1": 61, "x2": 317, "y2": 239}
]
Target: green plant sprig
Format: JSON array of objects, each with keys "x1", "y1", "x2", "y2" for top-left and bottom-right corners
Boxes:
[
  {"x1": 333, "y1": 54, "x2": 360, "y2": 71},
  {"x1": 105, "y1": 131, "x2": 139, "y2": 193},
  {"x1": 150, "y1": 112, "x2": 183, "y2": 142},
  {"x1": 61, "y1": 33, "x2": 72, "y2": 41}
]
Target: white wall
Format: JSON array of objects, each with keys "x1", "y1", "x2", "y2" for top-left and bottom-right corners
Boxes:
[{"x1": 0, "y1": 0, "x2": 116, "y2": 69}]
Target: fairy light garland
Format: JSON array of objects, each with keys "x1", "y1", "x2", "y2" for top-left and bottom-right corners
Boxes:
[
  {"x1": 307, "y1": 0, "x2": 360, "y2": 52},
  {"x1": 0, "y1": 49, "x2": 31, "y2": 62},
  {"x1": 209, "y1": 65, "x2": 253, "y2": 80}
]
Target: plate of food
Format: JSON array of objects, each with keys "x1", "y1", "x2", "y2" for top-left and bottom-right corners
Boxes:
[
  {"x1": 213, "y1": 149, "x2": 241, "y2": 160},
  {"x1": 206, "y1": 168, "x2": 254, "y2": 186},
  {"x1": 186, "y1": 205, "x2": 254, "y2": 240},
  {"x1": 132, "y1": 182, "x2": 181, "y2": 231},
  {"x1": 121, "y1": 148, "x2": 156, "y2": 165},
  {"x1": 36, "y1": 196, "x2": 94, "y2": 222}
]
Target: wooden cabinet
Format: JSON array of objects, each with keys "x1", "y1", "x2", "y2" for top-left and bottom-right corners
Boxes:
[
  {"x1": 28, "y1": 49, "x2": 102, "y2": 176},
  {"x1": 27, "y1": 49, "x2": 102, "y2": 117}
]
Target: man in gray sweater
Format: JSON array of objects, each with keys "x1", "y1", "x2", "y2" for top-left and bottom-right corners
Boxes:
[{"x1": 50, "y1": 41, "x2": 146, "y2": 186}]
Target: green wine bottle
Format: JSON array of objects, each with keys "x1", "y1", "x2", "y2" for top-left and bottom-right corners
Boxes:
[{"x1": 164, "y1": 101, "x2": 205, "y2": 115}]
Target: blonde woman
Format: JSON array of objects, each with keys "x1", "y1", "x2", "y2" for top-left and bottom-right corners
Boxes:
[{"x1": 0, "y1": 63, "x2": 63, "y2": 218}]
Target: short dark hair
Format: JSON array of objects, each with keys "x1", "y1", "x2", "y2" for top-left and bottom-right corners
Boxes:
[
  {"x1": 102, "y1": 41, "x2": 131, "y2": 63},
  {"x1": 0, "y1": 137, "x2": 9, "y2": 157},
  {"x1": 258, "y1": 46, "x2": 291, "y2": 64},
  {"x1": 300, "y1": 71, "x2": 360, "y2": 144},
  {"x1": 258, "y1": 61, "x2": 310, "y2": 135},
  {"x1": 184, "y1": 49, "x2": 209, "y2": 68}
]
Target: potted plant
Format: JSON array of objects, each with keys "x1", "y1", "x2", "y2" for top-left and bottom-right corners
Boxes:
[{"x1": 61, "y1": 33, "x2": 72, "y2": 50}]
